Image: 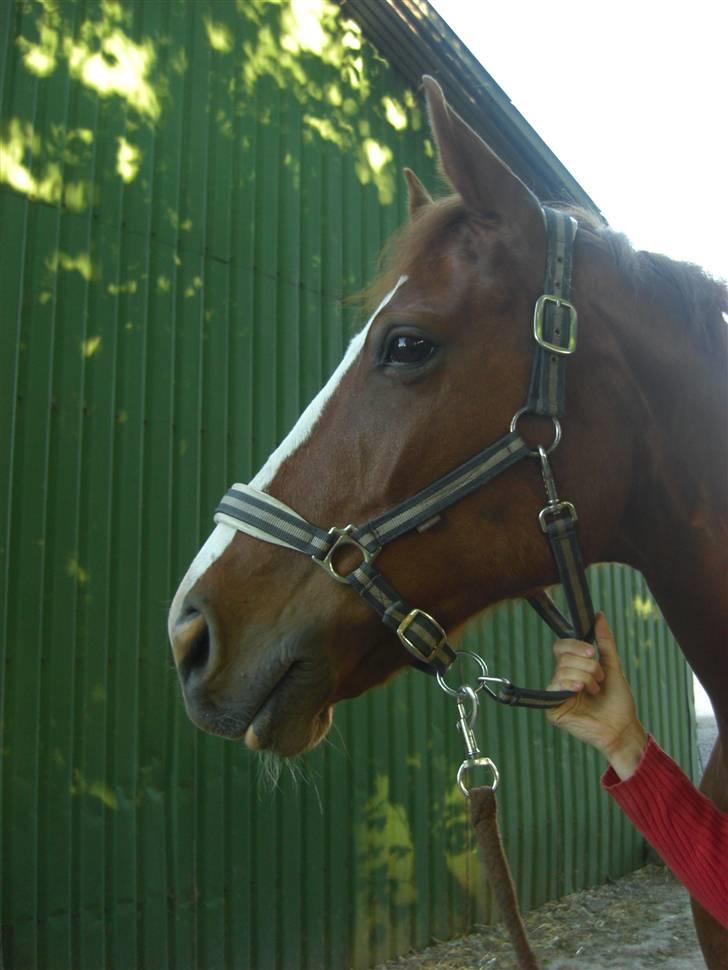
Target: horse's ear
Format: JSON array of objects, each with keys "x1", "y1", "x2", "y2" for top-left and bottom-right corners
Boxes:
[
  {"x1": 422, "y1": 75, "x2": 538, "y2": 224},
  {"x1": 403, "y1": 167, "x2": 432, "y2": 216}
]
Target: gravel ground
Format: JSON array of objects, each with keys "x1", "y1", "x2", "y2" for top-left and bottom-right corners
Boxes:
[
  {"x1": 697, "y1": 714, "x2": 718, "y2": 774},
  {"x1": 374, "y1": 864, "x2": 704, "y2": 969}
]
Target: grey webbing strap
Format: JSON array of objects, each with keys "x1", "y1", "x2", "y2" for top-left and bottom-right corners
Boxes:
[
  {"x1": 348, "y1": 563, "x2": 456, "y2": 672},
  {"x1": 217, "y1": 433, "x2": 529, "y2": 561},
  {"x1": 541, "y1": 514, "x2": 595, "y2": 642},
  {"x1": 357, "y1": 432, "x2": 528, "y2": 548},
  {"x1": 526, "y1": 590, "x2": 576, "y2": 639},
  {"x1": 216, "y1": 485, "x2": 332, "y2": 557},
  {"x1": 525, "y1": 207, "x2": 578, "y2": 417},
  {"x1": 496, "y1": 682, "x2": 576, "y2": 709}
]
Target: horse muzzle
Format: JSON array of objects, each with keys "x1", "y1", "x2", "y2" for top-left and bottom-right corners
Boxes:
[{"x1": 169, "y1": 598, "x2": 336, "y2": 755}]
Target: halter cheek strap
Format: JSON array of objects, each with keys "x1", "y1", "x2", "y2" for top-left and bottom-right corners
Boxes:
[
  {"x1": 526, "y1": 206, "x2": 579, "y2": 417},
  {"x1": 213, "y1": 207, "x2": 595, "y2": 710}
]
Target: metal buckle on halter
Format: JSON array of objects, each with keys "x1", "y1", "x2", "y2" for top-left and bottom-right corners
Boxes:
[
  {"x1": 533, "y1": 294, "x2": 578, "y2": 355},
  {"x1": 538, "y1": 500, "x2": 578, "y2": 533},
  {"x1": 397, "y1": 608, "x2": 448, "y2": 665},
  {"x1": 315, "y1": 525, "x2": 378, "y2": 583}
]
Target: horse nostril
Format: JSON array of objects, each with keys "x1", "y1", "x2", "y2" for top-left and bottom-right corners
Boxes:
[
  {"x1": 172, "y1": 609, "x2": 212, "y2": 685},
  {"x1": 182, "y1": 624, "x2": 210, "y2": 682}
]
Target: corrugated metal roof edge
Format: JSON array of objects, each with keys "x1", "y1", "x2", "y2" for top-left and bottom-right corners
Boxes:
[{"x1": 340, "y1": 0, "x2": 606, "y2": 220}]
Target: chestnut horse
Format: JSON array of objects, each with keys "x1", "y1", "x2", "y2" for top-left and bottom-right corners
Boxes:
[{"x1": 168, "y1": 78, "x2": 727, "y2": 966}]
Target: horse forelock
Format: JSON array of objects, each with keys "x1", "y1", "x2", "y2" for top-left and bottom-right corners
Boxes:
[{"x1": 357, "y1": 195, "x2": 469, "y2": 312}]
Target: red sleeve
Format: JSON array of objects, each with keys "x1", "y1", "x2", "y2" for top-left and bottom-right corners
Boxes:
[{"x1": 601, "y1": 734, "x2": 728, "y2": 928}]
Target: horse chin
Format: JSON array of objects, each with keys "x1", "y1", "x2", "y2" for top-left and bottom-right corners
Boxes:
[
  {"x1": 244, "y1": 705, "x2": 333, "y2": 757},
  {"x1": 235, "y1": 641, "x2": 335, "y2": 755},
  {"x1": 185, "y1": 693, "x2": 333, "y2": 757}
]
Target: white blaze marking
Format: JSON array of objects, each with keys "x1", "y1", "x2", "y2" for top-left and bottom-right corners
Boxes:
[
  {"x1": 251, "y1": 275, "x2": 407, "y2": 490},
  {"x1": 168, "y1": 275, "x2": 407, "y2": 633},
  {"x1": 168, "y1": 522, "x2": 238, "y2": 639}
]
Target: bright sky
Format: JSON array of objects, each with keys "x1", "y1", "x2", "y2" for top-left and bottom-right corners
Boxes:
[
  {"x1": 431, "y1": 0, "x2": 727, "y2": 283},
  {"x1": 432, "y1": 0, "x2": 722, "y2": 718}
]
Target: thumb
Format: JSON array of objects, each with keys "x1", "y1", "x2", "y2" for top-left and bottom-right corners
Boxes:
[{"x1": 594, "y1": 612, "x2": 620, "y2": 670}]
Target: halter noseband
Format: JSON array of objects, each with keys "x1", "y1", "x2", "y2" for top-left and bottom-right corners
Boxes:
[{"x1": 214, "y1": 207, "x2": 595, "y2": 709}]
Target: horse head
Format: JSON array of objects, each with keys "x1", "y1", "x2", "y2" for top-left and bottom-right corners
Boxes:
[{"x1": 167, "y1": 78, "x2": 635, "y2": 756}]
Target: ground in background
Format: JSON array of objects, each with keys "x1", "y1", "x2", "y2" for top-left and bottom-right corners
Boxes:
[{"x1": 375, "y1": 864, "x2": 704, "y2": 969}]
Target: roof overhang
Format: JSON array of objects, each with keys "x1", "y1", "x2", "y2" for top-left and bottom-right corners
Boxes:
[{"x1": 340, "y1": 0, "x2": 604, "y2": 219}]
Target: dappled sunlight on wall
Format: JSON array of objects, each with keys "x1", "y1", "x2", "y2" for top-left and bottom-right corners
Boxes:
[
  {"x1": 17, "y1": 0, "x2": 161, "y2": 118},
  {"x1": 353, "y1": 773, "x2": 417, "y2": 955},
  {"x1": 0, "y1": 117, "x2": 96, "y2": 209},
  {"x1": 7, "y1": 0, "x2": 423, "y2": 217}
]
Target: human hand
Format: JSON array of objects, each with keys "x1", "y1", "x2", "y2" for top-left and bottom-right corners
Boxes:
[{"x1": 546, "y1": 613, "x2": 648, "y2": 779}]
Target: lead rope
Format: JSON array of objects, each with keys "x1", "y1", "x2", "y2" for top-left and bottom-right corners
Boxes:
[
  {"x1": 439, "y1": 657, "x2": 542, "y2": 970},
  {"x1": 468, "y1": 787, "x2": 541, "y2": 970}
]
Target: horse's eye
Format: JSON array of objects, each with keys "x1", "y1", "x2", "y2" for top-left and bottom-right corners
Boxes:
[{"x1": 383, "y1": 333, "x2": 436, "y2": 366}]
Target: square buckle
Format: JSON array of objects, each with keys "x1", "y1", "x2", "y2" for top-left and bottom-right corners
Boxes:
[
  {"x1": 314, "y1": 525, "x2": 378, "y2": 584},
  {"x1": 533, "y1": 294, "x2": 578, "y2": 355},
  {"x1": 538, "y1": 501, "x2": 578, "y2": 533},
  {"x1": 397, "y1": 608, "x2": 447, "y2": 665}
]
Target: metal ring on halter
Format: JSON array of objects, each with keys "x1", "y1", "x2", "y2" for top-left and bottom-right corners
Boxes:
[
  {"x1": 436, "y1": 651, "x2": 489, "y2": 698},
  {"x1": 509, "y1": 407, "x2": 562, "y2": 457},
  {"x1": 457, "y1": 757, "x2": 500, "y2": 796}
]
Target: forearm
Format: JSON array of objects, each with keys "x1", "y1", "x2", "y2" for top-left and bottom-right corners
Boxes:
[{"x1": 602, "y1": 736, "x2": 728, "y2": 928}]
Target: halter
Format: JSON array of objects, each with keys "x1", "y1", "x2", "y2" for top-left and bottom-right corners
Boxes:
[{"x1": 214, "y1": 207, "x2": 595, "y2": 709}]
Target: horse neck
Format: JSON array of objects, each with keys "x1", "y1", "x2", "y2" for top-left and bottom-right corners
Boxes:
[{"x1": 609, "y1": 279, "x2": 728, "y2": 724}]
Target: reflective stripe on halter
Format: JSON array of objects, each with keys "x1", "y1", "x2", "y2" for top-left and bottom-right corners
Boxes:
[{"x1": 212, "y1": 207, "x2": 595, "y2": 709}]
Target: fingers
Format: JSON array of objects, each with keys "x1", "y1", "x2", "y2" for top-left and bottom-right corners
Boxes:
[
  {"x1": 552, "y1": 613, "x2": 621, "y2": 668},
  {"x1": 549, "y1": 664, "x2": 604, "y2": 694},
  {"x1": 549, "y1": 613, "x2": 624, "y2": 697},
  {"x1": 551, "y1": 642, "x2": 605, "y2": 695},
  {"x1": 593, "y1": 612, "x2": 620, "y2": 669},
  {"x1": 553, "y1": 639, "x2": 598, "y2": 660}
]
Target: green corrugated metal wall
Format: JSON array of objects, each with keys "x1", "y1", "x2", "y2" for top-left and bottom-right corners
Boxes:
[{"x1": 0, "y1": 2, "x2": 697, "y2": 968}]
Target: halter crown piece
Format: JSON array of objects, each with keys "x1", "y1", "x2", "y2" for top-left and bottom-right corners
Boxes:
[{"x1": 214, "y1": 207, "x2": 595, "y2": 709}]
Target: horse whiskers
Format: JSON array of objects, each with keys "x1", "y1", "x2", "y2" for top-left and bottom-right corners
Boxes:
[
  {"x1": 321, "y1": 722, "x2": 351, "y2": 763},
  {"x1": 304, "y1": 768, "x2": 323, "y2": 815},
  {"x1": 288, "y1": 759, "x2": 324, "y2": 814},
  {"x1": 256, "y1": 751, "x2": 308, "y2": 792},
  {"x1": 255, "y1": 752, "x2": 324, "y2": 813},
  {"x1": 256, "y1": 751, "x2": 284, "y2": 792}
]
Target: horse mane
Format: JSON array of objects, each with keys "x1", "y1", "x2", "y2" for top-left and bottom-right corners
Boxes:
[
  {"x1": 358, "y1": 195, "x2": 727, "y2": 356},
  {"x1": 555, "y1": 205, "x2": 728, "y2": 355}
]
